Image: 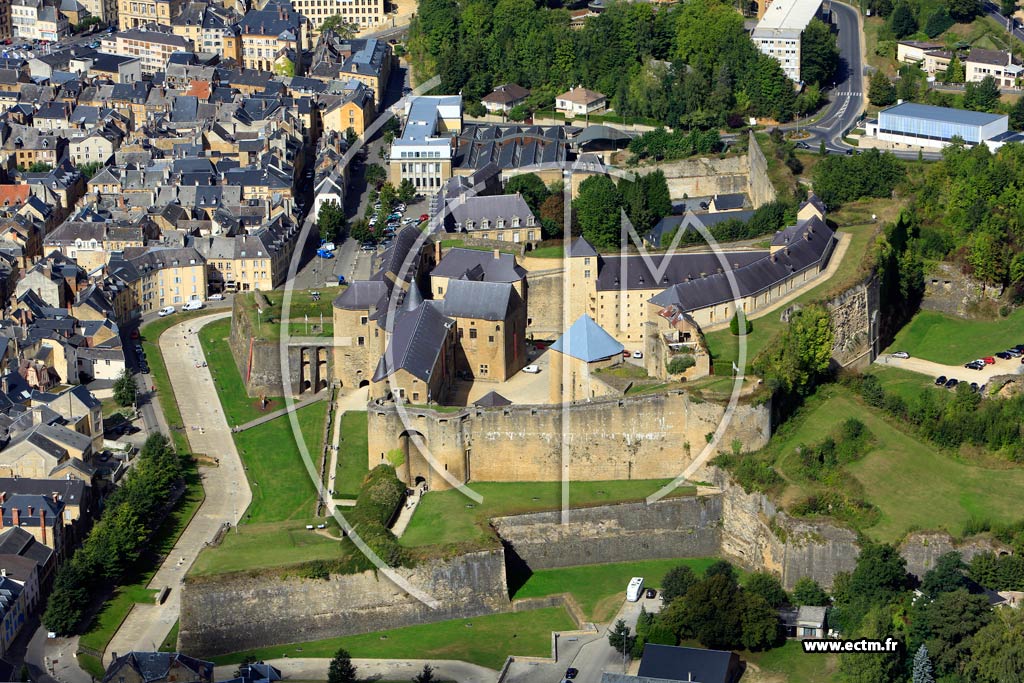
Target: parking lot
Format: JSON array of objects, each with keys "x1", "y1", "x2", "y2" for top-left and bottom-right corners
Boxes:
[{"x1": 878, "y1": 348, "x2": 1024, "y2": 389}]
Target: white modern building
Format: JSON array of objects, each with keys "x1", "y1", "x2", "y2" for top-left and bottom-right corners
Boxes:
[
  {"x1": 388, "y1": 95, "x2": 462, "y2": 191},
  {"x1": 752, "y1": 0, "x2": 824, "y2": 82},
  {"x1": 865, "y1": 102, "x2": 1008, "y2": 149}
]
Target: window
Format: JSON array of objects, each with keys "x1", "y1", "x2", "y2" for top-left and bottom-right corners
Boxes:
[
  {"x1": 360, "y1": 316, "x2": 368, "y2": 324},
  {"x1": 584, "y1": 257, "x2": 591, "y2": 265},
  {"x1": 478, "y1": 364, "x2": 488, "y2": 375},
  {"x1": 584, "y1": 270, "x2": 590, "y2": 278},
  {"x1": 357, "y1": 336, "x2": 365, "y2": 346},
  {"x1": 469, "y1": 328, "x2": 477, "y2": 339},
  {"x1": 488, "y1": 335, "x2": 494, "y2": 343}
]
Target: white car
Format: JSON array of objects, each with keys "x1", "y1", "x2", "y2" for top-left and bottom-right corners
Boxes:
[
  {"x1": 891, "y1": 351, "x2": 910, "y2": 359},
  {"x1": 523, "y1": 364, "x2": 541, "y2": 374},
  {"x1": 632, "y1": 351, "x2": 644, "y2": 359},
  {"x1": 157, "y1": 306, "x2": 176, "y2": 317},
  {"x1": 208, "y1": 293, "x2": 225, "y2": 301},
  {"x1": 323, "y1": 242, "x2": 336, "y2": 251},
  {"x1": 182, "y1": 300, "x2": 204, "y2": 311}
]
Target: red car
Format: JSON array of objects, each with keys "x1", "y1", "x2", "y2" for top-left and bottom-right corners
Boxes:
[
  {"x1": 419, "y1": 214, "x2": 429, "y2": 222},
  {"x1": 983, "y1": 356, "x2": 995, "y2": 365},
  {"x1": 623, "y1": 350, "x2": 631, "y2": 358}
]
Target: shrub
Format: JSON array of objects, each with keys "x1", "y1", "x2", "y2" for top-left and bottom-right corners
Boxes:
[
  {"x1": 667, "y1": 355, "x2": 697, "y2": 374},
  {"x1": 730, "y1": 311, "x2": 753, "y2": 336}
]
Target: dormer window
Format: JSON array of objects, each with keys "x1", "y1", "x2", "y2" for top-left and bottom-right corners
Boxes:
[
  {"x1": 481, "y1": 219, "x2": 489, "y2": 229},
  {"x1": 496, "y1": 219, "x2": 505, "y2": 229},
  {"x1": 512, "y1": 216, "x2": 520, "y2": 227}
]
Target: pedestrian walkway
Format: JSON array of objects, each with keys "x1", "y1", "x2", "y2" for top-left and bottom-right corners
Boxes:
[
  {"x1": 104, "y1": 312, "x2": 252, "y2": 666},
  {"x1": 232, "y1": 390, "x2": 330, "y2": 432},
  {"x1": 325, "y1": 387, "x2": 369, "y2": 511},
  {"x1": 213, "y1": 658, "x2": 497, "y2": 683}
]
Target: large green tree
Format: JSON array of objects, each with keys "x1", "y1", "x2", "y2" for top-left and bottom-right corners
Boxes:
[
  {"x1": 890, "y1": 3, "x2": 918, "y2": 37},
  {"x1": 920, "y1": 551, "x2": 967, "y2": 598},
  {"x1": 113, "y1": 368, "x2": 137, "y2": 407},
  {"x1": 660, "y1": 565, "x2": 698, "y2": 604},
  {"x1": 318, "y1": 200, "x2": 347, "y2": 243},
  {"x1": 868, "y1": 72, "x2": 897, "y2": 107},
  {"x1": 505, "y1": 173, "x2": 550, "y2": 213},
  {"x1": 792, "y1": 577, "x2": 830, "y2": 606},
  {"x1": 745, "y1": 572, "x2": 788, "y2": 608},
  {"x1": 574, "y1": 175, "x2": 623, "y2": 250},
  {"x1": 964, "y1": 607, "x2": 1024, "y2": 682},
  {"x1": 909, "y1": 589, "x2": 992, "y2": 678},
  {"x1": 328, "y1": 649, "x2": 357, "y2": 683},
  {"x1": 800, "y1": 19, "x2": 839, "y2": 86},
  {"x1": 964, "y1": 75, "x2": 1001, "y2": 112}
]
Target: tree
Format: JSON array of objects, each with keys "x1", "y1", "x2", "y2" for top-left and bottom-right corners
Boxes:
[
  {"x1": 328, "y1": 649, "x2": 358, "y2": 683},
  {"x1": 539, "y1": 192, "x2": 567, "y2": 238},
  {"x1": 943, "y1": 55, "x2": 965, "y2": 83},
  {"x1": 890, "y1": 3, "x2": 918, "y2": 37},
  {"x1": 412, "y1": 664, "x2": 434, "y2": 683},
  {"x1": 838, "y1": 606, "x2": 903, "y2": 683},
  {"x1": 321, "y1": 14, "x2": 357, "y2": 36},
  {"x1": 77, "y1": 161, "x2": 103, "y2": 179},
  {"x1": 705, "y1": 560, "x2": 738, "y2": 584},
  {"x1": 910, "y1": 589, "x2": 992, "y2": 678},
  {"x1": 849, "y1": 544, "x2": 910, "y2": 607},
  {"x1": 574, "y1": 175, "x2": 622, "y2": 250},
  {"x1": 679, "y1": 573, "x2": 743, "y2": 649},
  {"x1": 364, "y1": 163, "x2": 386, "y2": 187},
  {"x1": 272, "y1": 55, "x2": 296, "y2": 77},
  {"x1": 745, "y1": 572, "x2": 788, "y2": 608},
  {"x1": 505, "y1": 173, "x2": 550, "y2": 213},
  {"x1": 920, "y1": 551, "x2": 967, "y2": 598},
  {"x1": 1001, "y1": 0, "x2": 1017, "y2": 16},
  {"x1": 508, "y1": 105, "x2": 528, "y2": 121},
  {"x1": 753, "y1": 304, "x2": 834, "y2": 395},
  {"x1": 398, "y1": 179, "x2": 417, "y2": 204},
  {"x1": 378, "y1": 183, "x2": 398, "y2": 213},
  {"x1": 969, "y1": 229, "x2": 1008, "y2": 285},
  {"x1": 924, "y1": 7, "x2": 954, "y2": 36},
  {"x1": 947, "y1": 0, "x2": 981, "y2": 21},
  {"x1": 913, "y1": 644, "x2": 935, "y2": 683},
  {"x1": 964, "y1": 607, "x2": 1024, "y2": 682},
  {"x1": 22, "y1": 162, "x2": 52, "y2": 173},
  {"x1": 318, "y1": 200, "x2": 347, "y2": 243},
  {"x1": 800, "y1": 19, "x2": 839, "y2": 86},
  {"x1": 661, "y1": 564, "x2": 698, "y2": 603},
  {"x1": 729, "y1": 310, "x2": 752, "y2": 336},
  {"x1": 1010, "y1": 94, "x2": 1024, "y2": 131},
  {"x1": 792, "y1": 577, "x2": 829, "y2": 606},
  {"x1": 643, "y1": 170, "x2": 672, "y2": 223},
  {"x1": 608, "y1": 619, "x2": 634, "y2": 655},
  {"x1": 113, "y1": 368, "x2": 137, "y2": 407},
  {"x1": 965, "y1": 76, "x2": 1001, "y2": 112},
  {"x1": 350, "y1": 218, "x2": 374, "y2": 243},
  {"x1": 868, "y1": 72, "x2": 897, "y2": 107},
  {"x1": 739, "y1": 592, "x2": 781, "y2": 650}
]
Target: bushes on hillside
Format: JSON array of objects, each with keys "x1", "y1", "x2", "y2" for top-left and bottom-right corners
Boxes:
[
  {"x1": 811, "y1": 149, "x2": 905, "y2": 209},
  {"x1": 43, "y1": 434, "x2": 185, "y2": 635},
  {"x1": 346, "y1": 465, "x2": 408, "y2": 566}
]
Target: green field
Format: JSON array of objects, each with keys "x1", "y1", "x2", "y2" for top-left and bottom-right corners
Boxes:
[
  {"x1": 767, "y1": 388, "x2": 1024, "y2": 542},
  {"x1": 210, "y1": 607, "x2": 575, "y2": 669},
  {"x1": 529, "y1": 244, "x2": 564, "y2": 259},
  {"x1": 198, "y1": 319, "x2": 284, "y2": 426},
  {"x1": 336, "y1": 411, "x2": 369, "y2": 498},
  {"x1": 233, "y1": 403, "x2": 329, "y2": 524},
  {"x1": 189, "y1": 520, "x2": 349, "y2": 576},
  {"x1": 514, "y1": 557, "x2": 719, "y2": 622},
  {"x1": 866, "y1": 365, "x2": 936, "y2": 403},
  {"x1": 704, "y1": 222, "x2": 879, "y2": 374},
  {"x1": 885, "y1": 309, "x2": 1024, "y2": 365},
  {"x1": 399, "y1": 481, "x2": 697, "y2": 550}
]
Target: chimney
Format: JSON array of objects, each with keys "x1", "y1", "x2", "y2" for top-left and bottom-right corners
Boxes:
[
  {"x1": 0, "y1": 492, "x2": 5, "y2": 504},
  {"x1": 434, "y1": 240, "x2": 441, "y2": 263},
  {"x1": 12, "y1": 507, "x2": 19, "y2": 527},
  {"x1": 27, "y1": 505, "x2": 33, "y2": 518},
  {"x1": 493, "y1": 248, "x2": 500, "y2": 260},
  {"x1": 40, "y1": 508, "x2": 45, "y2": 545},
  {"x1": 52, "y1": 492, "x2": 58, "y2": 503},
  {"x1": 1, "y1": 568, "x2": 6, "y2": 578}
]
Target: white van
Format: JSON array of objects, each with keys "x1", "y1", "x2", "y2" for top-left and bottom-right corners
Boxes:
[
  {"x1": 183, "y1": 300, "x2": 204, "y2": 311},
  {"x1": 157, "y1": 306, "x2": 176, "y2": 317},
  {"x1": 626, "y1": 576, "x2": 644, "y2": 602}
]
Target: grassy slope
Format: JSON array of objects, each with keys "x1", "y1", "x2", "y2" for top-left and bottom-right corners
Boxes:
[
  {"x1": 209, "y1": 608, "x2": 576, "y2": 669},
  {"x1": 336, "y1": 411, "x2": 369, "y2": 498},
  {"x1": 189, "y1": 521, "x2": 348, "y2": 576},
  {"x1": 514, "y1": 557, "x2": 719, "y2": 622},
  {"x1": 399, "y1": 481, "x2": 696, "y2": 550},
  {"x1": 198, "y1": 318, "x2": 282, "y2": 426},
  {"x1": 884, "y1": 308, "x2": 1024, "y2": 365},
  {"x1": 770, "y1": 388, "x2": 1024, "y2": 541}
]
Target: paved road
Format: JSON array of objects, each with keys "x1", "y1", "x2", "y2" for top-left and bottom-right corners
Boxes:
[
  {"x1": 566, "y1": 595, "x2": 663, "y2": 683},
  {"x1": 104, "y1": 312, "x2": 252, "y2": 664},
  {"x1": 875, "y1": 353, "x2": 1024, "y2": 384},
  {"x1": 213, "y1": 658, "x2": 496, "y2": 683},
  {"x1": 983, "y1": 1, "x2": 1024, "y2": 43}
]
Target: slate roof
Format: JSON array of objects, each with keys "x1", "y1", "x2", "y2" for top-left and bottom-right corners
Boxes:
[
  {"x1": 0, "y1": 526, "x2": 52, "y2": 567},
  {"x1": 566, "y1": 237, "x2": 598, "y2": 258},
  {"x1": 332, "y1": 280, "x2": 388, "y2": 311},
  {"x1": 102, "y1": 652, "x2": 214, "y2": 683},
  {"x1": 637, "y1": 644, "x2": 741, "y2": 683},
  {"x1": 597, "y1": 250, "x2": 765, "y2": 292},
  {"x1": 371, "y1": 300, "x2": 454, "y2": 383},
  {"x1": 453, "y1": 124, "x2": 572, "y2": 171},
  {"x1": 710, "y1": 193, "x2": 746, "y2": 211},
  {"x1": 474, "y1": 390, "x2": 511, "y2": 407},
  {"x1": 440, "y1": 279, "x2": 517, "y2": 321},
  {"x1": 966, "y1": 47, "x2": 1022, "y2": 67},
  {"x1": 647, "y1": 211, "x2": 758, "y2": 247},
  {"x1": 446, "y1": 194, "x2": 535, "y2": 229},
  {"x1": 551, "y1": 315, "x2": 623, "y2": 362},
  {"x1": 432, "y1": 248, "x2": 526, "y2": 283},
  {"x1": 481, "y1": 83, "x2": 529, "y2": 105}
]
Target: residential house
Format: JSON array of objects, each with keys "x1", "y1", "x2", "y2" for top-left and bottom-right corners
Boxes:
[
  {"x1": 965, "y1": 48, "x2": 1022, "y2": 88},
  {"x1": 481, "y1": 83, "x2": 529, "y2": 115},
  {"x1": 236, "y1": 0, "x2": 306, "y2": 74},
  {"x1": 555, "y1": 86, "x2": 606, "y2": 116},
  {"x1": 309, "y1": 33, "x2": 391, "y2": 109},
  {"x1": 12, "y1": 0, "x2": 70, "y2": 41},
  {"x1": 102, "y1": 652, "x2": 214, "y2": 683},
  {"x1": 106, "y1": 246, "x2": 207, "y2": 313},
  {"x1": 101, "y1": 28, "x2": 194, "y2": 76},
  {"x1": 441, "y1": 193, "x2": 541, "y2": 247},
  {"x1": 318, "y1": 81, "x2": 374, "y2": 137},
  {"x1": 117, "y1": 0, "x2": 184, "y2": 29},
  {"x1": 779, "y1": 605, "x2": 828, "y2": 639}
]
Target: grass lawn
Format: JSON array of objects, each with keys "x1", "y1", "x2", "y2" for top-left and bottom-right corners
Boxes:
[
  {"x1": 767, "y1": 388, "x2": 1024, "y2": 542},
  {"x1": 400, "y1": 481, "x2": 696, "y2": 550},
  {"x1": 514, "y1": 558, "x2": 719, "y2": 623},
  {"x1": 336, "y1": 411, "x2": 369, "y2": 498},
  {"x1": 530, "y1": 244, "x2": 564, "y2": 259},
  {"x1": 440, "y1": 239, "x2": 519, "y2": 255},
  {"x1": 233, "y1": 402, "x2": 329, "y2": 524},
  {"x1": 189, "y1": 521, "x2": 349, "y2": 576},
  {"x1": 209, "y1": 607, "x2": 575, "y2": 669},
  {"x1": 160, "y1": 621, "x2": 180, "y2": 652},
  {"x1": 867, "y1": 365, "x2": 936, "y2": 403},
  {"x1": 884, "y1": 309, "x2": 1024, "y2": 365},
  {"x1": 704, "y1": 221, "x2": 880, "y2": 374},
  {"x1": 198, "y1": 318, "x2": 283, "y2": 426},
  {"x1": 740, "y1": 640, "x2": 839, "y2": 683}
]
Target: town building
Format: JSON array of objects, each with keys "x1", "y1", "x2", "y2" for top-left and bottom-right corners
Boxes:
[
  {"x1": 101, "y1": 28, "x2": 194, "y2": 75},
  {"x1": 102, "y1": 652, "x2": 214, "y2": 683},
  {"x1": 481, "y1": 83, "x2": 530, "y2": 115},
  {"x1": 117, "y1": 0, "x2": 184, "y2": 29},
  {"x1": 11, "y1": 0, "x2": 70, "y2": 42},
  {"x1": 555, "y1": 86, "x2": 606, "y2": 116},
  {"x1": 236, "y1": 0, "x2": 306, "y2": 74},
  {"x1": 439, "y1": 193, "x2": 541, "y2": 248},
  {"x1": 291, "y1": 0, "x2": 383, "y2": 34},
  {"x1": 309, "y1": 34, "x2": 391, "y2": 109},
  {"x1": 864, "y1": 102, "x2": 1009, "y2": 149},
  {"x1": 965, "y1": 47, "x2": 1022, "y2": 88},
  {"x1": 388, "y1": 95, "x2": 462, "y2": 191},
  {"x1": 751, "y1": 0, "x2": 824, "y2": 82}
]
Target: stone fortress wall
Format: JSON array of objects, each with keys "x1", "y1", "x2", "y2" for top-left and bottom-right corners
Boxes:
[{"x1": 366, "y1": 391, "x2": 772, "y2": 490}]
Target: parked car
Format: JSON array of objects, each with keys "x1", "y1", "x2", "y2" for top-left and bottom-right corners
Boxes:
[
  {"x1": 323, "y1": 241, "x2": 336, "y2": 251},
  {"x1": 645, "y1": 587, "x2": 657, "y2": 599},
  {"x1": 182, "y1": 300, "x2": 204, "y2": 311},
  {"x1": 622, "y1": 350, "x2": 631, "y2": 358},
  {"x1": 1006, "y1": 348, "x2": 1022, "y2": 358},
  {"x1": 317, "y1": 248, "x2": 335, "y2": 259},
  {"x1": 419, "y1": 214, "x2": 429, "y2": 222},
  {"x1": 944, "y1": 378, "x2": 959, "y2": 389},
  {"x1": 360, "y1": 242, "x2": 376, "y2": 252},
  {"x1": 983, "y1": 356, "x2": 995, "y2": 365},
  {"x1": 129, "y1": 329, "x2": 140, "y2": 339},
  {"x1": 632, "y1": 350, "x2": 644, "y2": 359},
  {"x1": 965, "y1": 360, "x2": 984, "y2": 370},
  {"x1": 523, "y1": 364, "x2": 541, "y2": 374},
  {"x1": 157, "y1": 306, "x2": 175, "y2": 317},
  {"x1": 934, "y1": 375, "x2": 947, "y2": 386},
  {"x1": 970, "y1": 382, "x2": 979, "y2": 392},
  {"x1": 891, "y1": 351, "x2": 910, "y2": 359},
  {"x1": 564, "y1": 669, "x2": 578, "y2": 680},
  {"x1": 996, "y1": 351, "x2": 1012, "y2": 360},
  {"x1": 209, "y1": 293, "x2": 225, "y2": 301}
]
